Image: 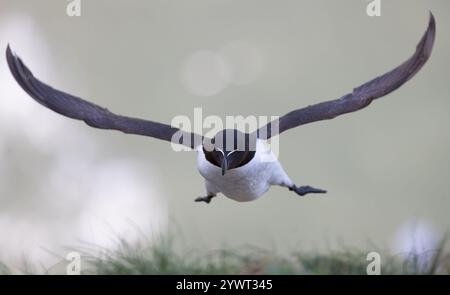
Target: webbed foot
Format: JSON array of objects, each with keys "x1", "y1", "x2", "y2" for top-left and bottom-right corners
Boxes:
[
  {"x1": 289, "y1": 185, "x2": 327, "y2": 196},
  {"x1": 194, "y1": 195, "x2": 216, "y2": 203}
]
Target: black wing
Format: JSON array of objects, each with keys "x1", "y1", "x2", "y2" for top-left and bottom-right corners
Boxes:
[
  {"x1": 257, "y1": 13, "x2": 436, "y2": 139},
  {"x1": 6, "y1": 45, "x2": 203, "y2": 149}
]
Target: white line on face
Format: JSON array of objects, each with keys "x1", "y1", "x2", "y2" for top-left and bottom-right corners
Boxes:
[
  {"x1": 215, "y1": 147, "x2": 238, "y2": 157},
  {"x1": 226, "y1": 150, "x2": 238, "y2": 157},
  {"x1": 215, "y1": 147, "x2": 225, "y2": 155}
]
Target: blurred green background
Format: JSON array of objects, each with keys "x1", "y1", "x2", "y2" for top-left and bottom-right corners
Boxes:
[{"x1": 0, "y1": 0, "x2": 449, "y2": 269}]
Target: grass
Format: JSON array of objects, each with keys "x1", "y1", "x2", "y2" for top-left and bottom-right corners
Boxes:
[
  {"x1": 2, "y1": 236, "x2": 450, "y2": 275},
  {"x1": 69, "y1": 236, "x2": 450, "y2": 275}
]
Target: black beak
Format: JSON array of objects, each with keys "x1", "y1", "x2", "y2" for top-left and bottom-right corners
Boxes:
[{"x1": 221, "y1": 155, "x2": 228, "y2": 176}]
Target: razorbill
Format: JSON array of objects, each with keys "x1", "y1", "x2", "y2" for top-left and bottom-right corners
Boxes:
[{"x1": 5, "y1": 14, "x2": 436, "y2": 203}]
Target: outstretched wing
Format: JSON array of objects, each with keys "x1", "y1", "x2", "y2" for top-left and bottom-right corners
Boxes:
[
  {"x1": 257, "y1": 13, "x2": 436, "y2": 139},
  {"x1": 6, "y1": 45, "x2": 203, "y2": 149}
]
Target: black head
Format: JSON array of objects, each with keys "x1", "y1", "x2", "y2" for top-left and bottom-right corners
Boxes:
[{"x1": 202, "y1": 129, "x2": 257, "y2": 175}]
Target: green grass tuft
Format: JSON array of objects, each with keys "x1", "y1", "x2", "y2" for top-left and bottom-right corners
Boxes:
[
  {"x1": 2, "y1": 236, "x2": 450, "y2": 275},
  {"x1": 80, "y1": 237, "x2": 450, "y2": 275}
]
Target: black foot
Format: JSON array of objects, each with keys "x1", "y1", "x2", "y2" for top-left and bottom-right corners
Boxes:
[
  {"x1": 195, "y1": 195, "x2": 216, "y2": 204},
  {"x1": 289, "y1": 185, "x2": 327, "y2": 196}
]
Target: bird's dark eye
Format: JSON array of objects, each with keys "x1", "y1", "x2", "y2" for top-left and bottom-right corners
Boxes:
[{"x1": 214, "y1": 147, "x2": 225, "y2": 155}]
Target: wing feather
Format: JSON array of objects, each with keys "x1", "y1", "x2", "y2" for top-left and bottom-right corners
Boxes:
[
  {"x1": 257, "y1": 13, "x2": 436, "y2": 139},
  {"x1": 6, "y1": 46, "x2": 203, "y2": 149}
]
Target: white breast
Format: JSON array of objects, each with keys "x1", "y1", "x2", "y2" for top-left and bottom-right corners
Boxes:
[{"x1": 196, "y1": 140, "x2": 292, "y2": 202}]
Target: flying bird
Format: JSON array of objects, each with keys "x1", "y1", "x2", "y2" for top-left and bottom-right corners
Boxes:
[{"x1": 6, "y1": 14, "x2": 436, "y2": 204}]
